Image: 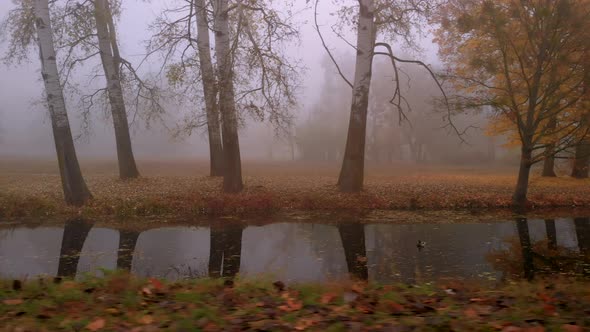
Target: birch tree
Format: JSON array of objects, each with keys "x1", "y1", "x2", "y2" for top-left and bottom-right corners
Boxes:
[
  {"x1": 44, "y1": 0, "x2": 162, "y2": 180},
  {"x1": 212, "y1": 0, "x2": 242, "y2": 192},
  {"x1": 334, "y1": 0, "x2": 376, "y2": 192},
  {"x1": 93, "y1": 0, "x2": 139, "y2": 179},
  {"x1": 315, "y1": 0, "x2": 452, "y2": 192},
  {"x1": 148, "y1": 0, "x2": 301, "y2": 192},
  {"x1": 195, "y1": 0, "x2": 224, "y2": 176},
  {"x1": 146, "y1": 0, "x2": 225, "y2": 177},
  {"x1": 1, "y1": 0, "x2": 93, "y2": 206}
]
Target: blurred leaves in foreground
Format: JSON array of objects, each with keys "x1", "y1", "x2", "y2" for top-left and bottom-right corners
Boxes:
[{"x1": 0, "y1": 272, "x2": 588, "y2": 331}]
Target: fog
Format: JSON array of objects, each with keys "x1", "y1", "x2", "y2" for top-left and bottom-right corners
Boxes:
[{"x1": 0, "y1": 0, "x2": 511, "y2": 164}]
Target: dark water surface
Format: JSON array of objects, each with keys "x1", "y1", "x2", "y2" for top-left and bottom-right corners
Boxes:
[{"x1": 0, "y1": 217, "x2": 589, "y2": 283}]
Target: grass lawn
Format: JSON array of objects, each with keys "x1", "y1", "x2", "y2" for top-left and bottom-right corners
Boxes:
[{"x1": 1, "y1": 159, "x2": 589, "y2": 219}]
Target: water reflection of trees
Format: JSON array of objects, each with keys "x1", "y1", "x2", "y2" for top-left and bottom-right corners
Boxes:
[
  {"x1": 50, "y1": 218, "x2": 590, "y2": 282},
  {"x1": 337, "y1": 223, "x2": 368, "y2": 281},
  {"x1": 208, "y1": 225, "x2": 244, "y2": 278},
  {"x1": 488, "y1": 218, "x2": 590, "y2": 280},
  {"x1": 57, "y1": 221, "x2": 142, "y2": 277},
  {"x1": 117, "y1": 230, "x2": 140, "y2": 271},
  {"x1": 57, "y1": 219, "x2": 94, "y2": 277},
  {"x1": 575, "y1": 218, "x2": 590, "y2": 256}
]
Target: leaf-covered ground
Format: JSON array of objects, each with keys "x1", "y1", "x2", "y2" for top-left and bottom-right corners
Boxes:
[
  {"x1": 1, "y1": 159, "x2": 590, "y2": 218},
  {"x1": 0, "y1": 273, "x2": 588, "y2": 331}
]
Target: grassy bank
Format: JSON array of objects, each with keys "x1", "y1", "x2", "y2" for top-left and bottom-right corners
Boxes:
[
  {"x1": 1, "y1": 160, "x2": 590, "y2": 219},
  {"x1": 0, "y1": 273, "x2": 588, "y2": 331}
]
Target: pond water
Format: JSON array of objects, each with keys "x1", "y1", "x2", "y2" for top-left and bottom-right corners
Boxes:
[{"x1": 0, "y1": 217, "x2": 588, "y2": 283}]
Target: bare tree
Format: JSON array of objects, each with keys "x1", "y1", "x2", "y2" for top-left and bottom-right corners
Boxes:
[
  {"x1": 93, "y1": 0, "x2": 139, "y2": 179},
  {"x1": 315, "y1": 0, "x2": 453, "y2": 192},
  {"x1": 148, "y1": 0, "x2": 301, "y2": 192},
  {"x1": 46, "y1": 0, "x2": 163, "y2": 179},
  {"x1": 1, "y1": 0, "x2": 92, "y2": 206}
]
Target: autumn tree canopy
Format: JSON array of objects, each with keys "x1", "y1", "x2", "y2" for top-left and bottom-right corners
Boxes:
[{"x1": 435, "y1": 0, "x2": 590, "y2": 207}]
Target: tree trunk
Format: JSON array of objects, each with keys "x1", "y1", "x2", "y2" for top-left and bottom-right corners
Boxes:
[
  {"x1": 541, "y1": 117, "x2": 557, "y2": 177},
  {"x1": 515, "y1": 218, "x2": 534, "y2": 280},
  {"x1": 541, "y1": 147, "x2": 556, "y2": 177},
  {"x1": 213, "y1": 0, "x2": 243, "y2": 193},
  {"x1": 94, "y1": 0, "x2": 139, "y2": 180},
  {"x1": 34, "y1": 0, "x2": 92, "y2": 206},
  {"x1": 117, "y1": 230, "x2": 140, "y2": 271},
  {"x1": 572, "y1": 138, "x2": 590, "y2": 179},
  {"x1": 195, "y1": 0, "x2": 224, "y2": 177},
  {"x1": 290, "y1": 134, "x2": 296, "y2": 161},
  {"x1": 337, "y1": 0, "x2": 376, "y2": 192},
  {"x1": 57, "y1": 219, "x2": 93, "y2": 277},
  {"x1": 208, "y1": 226, "x2": 243, "y2": 278},
  {"x1": 512, "y1": 147, "x2": 532, "y2": 209},
  {"x1": 574, "y1": 217, "x2": 590, "y2": 256},
  {"x1": 544, "y1": 219, "x2": 557, "y2": 250},
  {"x1": 338, "y1": 223, "x2": 368, "y2": 281}
]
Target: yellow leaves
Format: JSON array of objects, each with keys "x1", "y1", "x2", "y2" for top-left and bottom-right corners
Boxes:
[
  {"x1": 436, "y1": 0, "x2": 590, "y2": 154},
  {"x1": 165, "y1": 63, "x2": 187, "y2": 87}
]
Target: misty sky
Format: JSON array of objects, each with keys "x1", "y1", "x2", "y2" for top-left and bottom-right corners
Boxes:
[{"x1": 0, "y1": 0, "x2": 439, "y2": 159}]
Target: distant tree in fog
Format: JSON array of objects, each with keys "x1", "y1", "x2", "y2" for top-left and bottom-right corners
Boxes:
[
  {"x1": 1, "y1": 0, "x2": 92, "y2": 206},
  {"x1": 369, "y1": 60, "x2": 494, "y2": 165},
  {"x1": 296, "y1": 55, "x2": 351, "y2": 162},
  {"x1": 298, "y1": 54, "x2": 491, "y2": 165}
]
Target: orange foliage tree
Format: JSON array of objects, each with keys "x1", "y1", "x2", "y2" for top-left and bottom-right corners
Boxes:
[{"x1": 434, "y1": 0, "x2": 590, "y2": 208}]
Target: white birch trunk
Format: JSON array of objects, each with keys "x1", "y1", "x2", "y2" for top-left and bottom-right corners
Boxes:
[
  {"x1": 337, "y1": 0, "x2": 376, "y2": 192},
  {"x1": 35, "y1": 0, "x2": 69, "y2": 131},
  {"x1": 94, "y1": 0, "x2": 139, "y2": 179},
  {"x1": 195, "y1": 0, "x2": 225, "y2": 176},
  {"x1": 213, "y1": 0, "x2": 243, "y2": 192},
  {"x1": 34, "y1": 0, "x2": 92, "y2": 205}
]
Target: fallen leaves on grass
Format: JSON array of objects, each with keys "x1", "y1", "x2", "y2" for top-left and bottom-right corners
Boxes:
[
  {"x1": 2, "y1": 161, "x2": 590, "y2": 218},
  {"x1": 85, "y1": 318, "x2": 105, "y2": 331},
  {"x1": 2, "y1": 299, "x2": 23, "y2": 305},
  {"x1": 0, "y1": 273, "x2": 588, "y2": 331}
]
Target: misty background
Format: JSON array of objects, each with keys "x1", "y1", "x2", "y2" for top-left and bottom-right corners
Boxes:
[{"x1": 0, "y1": 0, "x2": 510, "y2": 164}]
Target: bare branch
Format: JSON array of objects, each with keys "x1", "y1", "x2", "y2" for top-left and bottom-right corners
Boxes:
[{"x1": 313, "y1": 0, "x2": 353, "y2": 89}]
